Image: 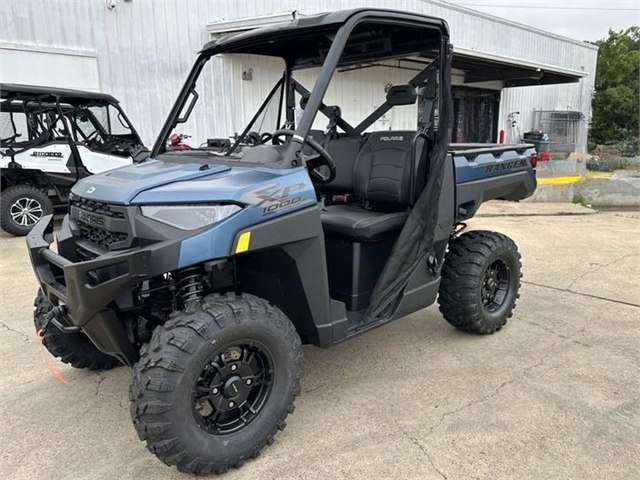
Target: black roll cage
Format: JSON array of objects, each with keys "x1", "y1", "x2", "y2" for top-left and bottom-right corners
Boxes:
[
  {"x1": 1, "y1": 94, "x2": 142, "y2": 155},
  {"x1": 151, "y1": 10, "x2": 449, "y2": 160}
]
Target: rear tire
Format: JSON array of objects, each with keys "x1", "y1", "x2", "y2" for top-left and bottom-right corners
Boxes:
[
  {"x1": 34, "y1": 290, "x2": 121, "y2": 370},
  {"x1": 1, "y1": 185, "x2": 54, "y2": 236},
  {"x1": 438, "y1": 230, "x2": 522, "y2": 334},
  {"x1": 129, "y1": 292, "x2": 303, "y2": 475}
]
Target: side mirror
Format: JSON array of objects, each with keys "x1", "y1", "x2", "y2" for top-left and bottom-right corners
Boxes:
[{"x1": 386, "y1": 84, "x2": 417, "y2": 106}]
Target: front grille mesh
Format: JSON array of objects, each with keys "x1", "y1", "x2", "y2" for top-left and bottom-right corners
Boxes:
[
  {"x1": 72, "y1": 197, "x2": 125, "y2": 219},
  {"x1": 71, "y1": 197, "x2": 129, "y2": 249},
  {"x1": 77, "y1": 221, "x2": 128, "y2": 248}
]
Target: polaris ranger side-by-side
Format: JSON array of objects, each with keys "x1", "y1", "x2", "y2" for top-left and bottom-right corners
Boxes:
[
  {"x1": 28, "y1": 10, "x2": 538, "y2": 474},
  {"x1": 1, "y1": 84, "x2": 147, "y2": 236}
]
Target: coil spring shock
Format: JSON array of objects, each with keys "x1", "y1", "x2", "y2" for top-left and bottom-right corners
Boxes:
[{"x1": 178, "y1": 267, "x2": 204, "y2": 306}]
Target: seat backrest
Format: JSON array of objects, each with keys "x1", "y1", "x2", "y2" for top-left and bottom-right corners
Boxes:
[
  {"x1": 306, "y1": 130, "x2": 364, "y2": 194},
  {"x1": 322, "y1": 137, "x2": 364, "y2": 193},
  {"x1": 306, "y1": 129, "x2": 326, "y2": 149},
  {"x1": 353, "y1": 131, "x2": 426, "y2": 206}
]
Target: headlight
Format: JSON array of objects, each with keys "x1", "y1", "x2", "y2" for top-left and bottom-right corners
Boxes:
[{"x1": 140, "y1": 204, "x2": 241, "y2": 230}]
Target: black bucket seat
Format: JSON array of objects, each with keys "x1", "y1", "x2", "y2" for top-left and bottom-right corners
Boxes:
[{"x1": 321, "y1": 131, "x2": 427, "y2": 241}]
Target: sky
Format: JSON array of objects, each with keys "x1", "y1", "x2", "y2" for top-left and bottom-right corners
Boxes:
[{"x1": 443, "y1": 0, "x2": 640, "y2": 42}]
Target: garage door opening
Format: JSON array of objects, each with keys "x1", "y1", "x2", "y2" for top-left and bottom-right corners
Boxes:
[{"x1": 451, "y1": 87, "x2": 500, "y2": 144}]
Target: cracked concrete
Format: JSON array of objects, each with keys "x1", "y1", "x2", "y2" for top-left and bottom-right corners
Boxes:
[
  {"x1": 94, "y1": 372, "x2": 128, "y2": 411},
  {"x1": 0, "y1": 319, "x2": 30, "y2": 344},
  {"x1": 406, "y1": 430, "x2": 447, "y2": 480},
  {"x1": 522, "y1": 280, "x2": 640, "y2": 308},
  {"x1": 1, "y1": 210, "x2": 639, "y2": 480},
  {"x1": 565, "y1": 252, "x2": 638, "y2": 291}
]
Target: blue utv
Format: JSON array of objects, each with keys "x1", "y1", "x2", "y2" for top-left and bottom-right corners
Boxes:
[{"x1": 27, "y1": 9, "x2": 537, "y2": 474}]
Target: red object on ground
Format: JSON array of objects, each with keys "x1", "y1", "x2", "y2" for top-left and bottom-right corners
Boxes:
[
  {"x1": 37, "y1": 330, "x2": 68, "y2": 384},
  {"x1": 540, "y1": 151, "x2": 550, "y2": 162}
]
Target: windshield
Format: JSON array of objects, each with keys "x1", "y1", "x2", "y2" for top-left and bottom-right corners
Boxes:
[
  {"x1": 69, "y1": 104, "x2": 135, "y2": 144},
  {"x1": 161, "y1": 53, "x2": 433, "y2": 159},
  {"x1": 155, "y1": 19, "x2": 444, "y2": 162},
  {"x1": 164, "y1": 54, "x2": 286, "y2": 157}
]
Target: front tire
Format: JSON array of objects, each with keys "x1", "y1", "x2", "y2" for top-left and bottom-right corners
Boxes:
[
  {"x1": 438, "y1": 230, "x2": 522, "y2": 334},
  {"x1": 1, "y1": 185, "x2": 54, "y2": 236},
  {"x1": 129, "y1": 292, "x2": 303, "y2": 475},
  {"x1": 34, "y1": 290, "x2": 121, "y2": 370}
]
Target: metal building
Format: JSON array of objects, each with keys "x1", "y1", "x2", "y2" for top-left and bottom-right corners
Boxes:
[{"x1": 0, "y1": 0, "x2": 598, "y2": 153}]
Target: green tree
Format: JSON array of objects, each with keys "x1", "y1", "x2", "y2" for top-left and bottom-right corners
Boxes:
[{"x1": 590, "y1": 27, "x2": 639, "y2": 151}]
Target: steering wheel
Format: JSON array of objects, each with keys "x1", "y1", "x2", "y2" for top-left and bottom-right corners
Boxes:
[
  {"x1": 272, "y1": 129, "x2": 337, "y2": 184},
  {"x1": 85, "y1": 130, "x2": 99, "y2": 142},
  {"x1": 83, "y1": 130, "x2": 102, "y2": 148},
  {"x1": 85, "y1": 130, "x2": 115, "y2": 153}
]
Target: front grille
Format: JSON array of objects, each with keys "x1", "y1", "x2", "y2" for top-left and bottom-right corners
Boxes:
[
  {"x1": 70, "y1": 196, "x2": 130, "y2": 249},
  {"x1": 71, "y1": 197, "x2": 125, "y2": 219},
  {"x1": 77, "y1": 221, "x2": 128, "y2": 248}
]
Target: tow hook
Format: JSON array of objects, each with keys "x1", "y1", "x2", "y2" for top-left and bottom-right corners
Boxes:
[{"x1": 45, "y1": 305, "x2": 81, "y2": 334}]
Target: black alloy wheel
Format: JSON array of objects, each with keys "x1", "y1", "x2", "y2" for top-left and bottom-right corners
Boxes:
[
  {"x1": 481, "y1": 258, "x2": 511, "y2": 313},
  {"x1": 192, "y1": 342, "x2": 275, "y2": 435}
]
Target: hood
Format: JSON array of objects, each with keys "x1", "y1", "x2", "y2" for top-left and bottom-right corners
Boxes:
[{"x1": 71, "y1": 160, "x2": 230, "y2": 204}]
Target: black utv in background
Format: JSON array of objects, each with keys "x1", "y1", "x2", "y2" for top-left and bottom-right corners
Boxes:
[{"x1": 28, "y1": 9, "x2": 538, "y2": 475}]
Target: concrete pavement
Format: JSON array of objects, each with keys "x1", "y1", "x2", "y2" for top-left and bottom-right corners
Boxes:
[{"x1": 1, "y1": 208, "x2": 638, "y2": 479}]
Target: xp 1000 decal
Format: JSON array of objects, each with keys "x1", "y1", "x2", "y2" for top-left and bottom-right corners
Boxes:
[{"x1": 241, "y1": 182, "x2": 313, "y2": 216}]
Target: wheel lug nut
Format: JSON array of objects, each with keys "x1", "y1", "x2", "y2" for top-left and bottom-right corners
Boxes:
[
  {"x1": 230, "y1": 364, "x2": 237, "y2": 371},
  {"x1": 246, "y1": 379, "x2": 252, "y2": 386},
  {"x1": 228, "y1": 401, "x2": 235, "y2": 408},
  {"x1": 212, "y1": 388, "x2": 219, "y2": 395}
]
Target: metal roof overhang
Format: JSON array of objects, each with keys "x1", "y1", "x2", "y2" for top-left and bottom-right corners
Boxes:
[
  {"x1": 205, "y1": 12, "x2": 586, "y2": 88},
  {"x1": 451, "y1": 47, "x2": 585, "y2": 87}
]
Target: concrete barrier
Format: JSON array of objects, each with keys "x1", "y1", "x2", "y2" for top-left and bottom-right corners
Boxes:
[
  {"x1": 526, "y1": 171, "x2": 640, "y2": 207},
  {"x1": 579, "y1": 174, "x2": 639, "y2": 207}
]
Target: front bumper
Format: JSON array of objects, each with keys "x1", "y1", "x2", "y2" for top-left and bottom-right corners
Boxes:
[{"x1": 27, "y1": 215, "x2": 175, "y2": 365}]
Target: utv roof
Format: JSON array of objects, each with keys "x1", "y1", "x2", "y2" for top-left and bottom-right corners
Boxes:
[
  {"x1": 1, "y1": 83, "x2": 119, "y2": 104},
  {"x1": 201, "y1": 8, "x2": 448, "y2": 65}
]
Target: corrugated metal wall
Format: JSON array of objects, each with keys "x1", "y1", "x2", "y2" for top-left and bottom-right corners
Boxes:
[{"x1": 0, "y1": 0, "x2": 598, "y2": 151}]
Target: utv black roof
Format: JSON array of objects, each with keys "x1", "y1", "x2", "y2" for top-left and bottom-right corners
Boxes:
[
  {"x1": 201, "y1": 9, "x2": 448, "y2": 67},
  {"x1": 1, "y1": 83, "x2": 119, "y2": 105}
]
